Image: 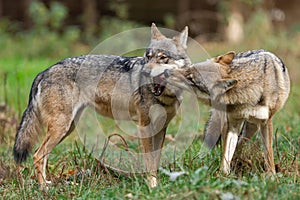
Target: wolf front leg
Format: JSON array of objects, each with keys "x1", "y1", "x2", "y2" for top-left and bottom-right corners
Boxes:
[
  {"x1": 260, "y1": 118, "x2": 276, "y2": 174},
  {"x1": 138, "y1": 124, "x2": 166, "y2": 188},
  {"x1": 138, "y1": 103, "x2": 170, "y2": 188},
  {"x1": 221, "y1": 118, "x2": 243, "y2": 175}
]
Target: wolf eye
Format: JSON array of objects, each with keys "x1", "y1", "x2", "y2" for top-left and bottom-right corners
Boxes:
[
  {"x1": 146, "y1": 53, "x2": 153, "y2": 60},
  {"x1": 160, "y1": 55, "x2": 167, "y2": 59},
  {"x1": 159, "y1": 55, "x2": 169, "y2": 64}
]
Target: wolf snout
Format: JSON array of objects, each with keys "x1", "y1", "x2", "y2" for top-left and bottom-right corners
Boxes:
[
  {"x1": 149, "y1": 64, "x2": 179, "y2": 77},
  {"x1": 141, "y1": 67, "x2": 151, "y2": 76}
]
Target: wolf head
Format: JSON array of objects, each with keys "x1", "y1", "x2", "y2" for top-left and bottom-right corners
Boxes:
[
  {"x1": 165, "y1": 51, "x2": 238, "y2": 102},
  {"x1": 146, "y1": 23, "x2": 191, "y2": 66},
  {"x1": 143, "y1": 23, "x2": 191, "y2": 96}
]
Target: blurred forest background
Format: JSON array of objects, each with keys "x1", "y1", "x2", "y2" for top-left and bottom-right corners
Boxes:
[{"x1": 0, "y1": 0, "x2": 300, "y2": 57}]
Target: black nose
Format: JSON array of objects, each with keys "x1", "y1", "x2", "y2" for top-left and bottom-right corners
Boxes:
[{"x1": 164, "y1": 69, "x2": 171, "y2": 78}]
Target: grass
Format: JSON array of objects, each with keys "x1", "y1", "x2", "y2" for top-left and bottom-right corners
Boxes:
[{"x1": 0, "y1": 40, "x2": 299, "y2": 199}]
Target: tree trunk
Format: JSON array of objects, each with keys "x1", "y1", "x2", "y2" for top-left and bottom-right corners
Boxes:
[
  {"x1": 22, "y1": 0, "x2": 32, "y2": 29},
  {"x1": 82, "y1": 0, "x2": 98, "y2": 37},
  {"x1": 225, "y1": 0, "x2": 244, "y2": 43},
  {"x1": 0, "y1": 0, "x2": 2, "y2": 17}
]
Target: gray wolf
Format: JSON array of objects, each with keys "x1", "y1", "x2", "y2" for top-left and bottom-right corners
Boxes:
[
  {"x1": 13, "y1": 23, "x2": 190, "y2": 189},
  {"x1": 165, "y1": 49, "x2": 290, "y2": 174}
]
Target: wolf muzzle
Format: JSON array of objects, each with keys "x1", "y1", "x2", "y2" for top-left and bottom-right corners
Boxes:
[{"x1": 142, "y1": 63, "x2": 181, "y2": 77}]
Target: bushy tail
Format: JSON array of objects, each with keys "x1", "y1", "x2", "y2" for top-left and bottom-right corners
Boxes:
[
  {"x1": 13, "y1": 103, "x2": 42, "y2": 163},
  {"x1": 13, "y1": 73, "x2": 44, "y2": 163}
]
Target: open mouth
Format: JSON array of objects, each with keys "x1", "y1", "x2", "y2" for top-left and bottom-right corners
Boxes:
[{"x1": 152, "y1": 73, "x2": 166, "y2": 96}]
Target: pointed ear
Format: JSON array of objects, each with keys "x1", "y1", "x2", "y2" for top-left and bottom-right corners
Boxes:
[
  {"x1": 151, "y1": 23, "x2": 166, "y2": 39},
  {"x1": 214, "y1": 51, "x2": 235, "y2": 66},
  {"x1": 219, "y1": 79, "x2": 237, "y2": 91},
  {"x1": 179, "y1": 26, "x2": 188, "y2": 49},
  {"x1": 173, "y1": 26, "x2": 188, "y2": 49}
]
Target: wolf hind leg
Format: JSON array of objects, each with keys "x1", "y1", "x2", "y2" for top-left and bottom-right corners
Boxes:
[
  {"x1": 232, "y1": 122, "x2": 259, "y2": 168},
  {"x1": 260, "y1": 118, "x2": 276, "y2": 174},
  {"x1": 33, "y1": 112, "x2": 76, "y2": 189},
  {"x1": 236, "y1": 122, "x2": 259, "y2": 150}
]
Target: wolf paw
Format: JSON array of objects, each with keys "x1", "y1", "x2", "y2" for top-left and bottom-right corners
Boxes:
[
  {"x1": 222, "y1": 165, "x2": 231, "y2": 175},
  {"x1": 40, "y1": 180, "x2": 52, "y2": 191},
  {"x1": 148, "y1": 176, "x2": 158, "y2": 188}
]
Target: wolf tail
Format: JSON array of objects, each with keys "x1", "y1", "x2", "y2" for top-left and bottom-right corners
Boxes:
[{"x1": 13, "y1": 73, "x2": 44, "y2": 163}]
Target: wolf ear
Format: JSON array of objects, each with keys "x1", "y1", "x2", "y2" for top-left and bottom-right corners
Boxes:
[
  {"x1": 179, "y1": 26, "x2": 188, "y2": 49},
  {"x1": 219, "y1": 79, "x2": 238, "y2": 91},
  {"x1": 173, "y1": 26, "x2": 188, "y2": 49},
  {"x1": 151, "y1": 23, "x2": 166, "y2": 40},
  {"x1": 218, "y1": 79, "x2": 238, "y2": 91},
  {"x1": 214, "y1": 51, "x2": 235, "y2": 66}
]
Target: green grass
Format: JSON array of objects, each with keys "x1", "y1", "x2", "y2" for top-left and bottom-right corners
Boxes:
[{"x1": 0, "y1": 46, "x2": 299, "y2": 199}]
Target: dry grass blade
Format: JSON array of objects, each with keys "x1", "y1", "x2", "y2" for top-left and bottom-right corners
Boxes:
[{"x1": 97, "y1": 133, "x2": 136, "y2": 177}]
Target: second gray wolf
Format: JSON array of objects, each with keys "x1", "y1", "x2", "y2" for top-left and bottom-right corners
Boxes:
[{"x1": 165, "y1": 49, "x2": 290, "y2": 175}]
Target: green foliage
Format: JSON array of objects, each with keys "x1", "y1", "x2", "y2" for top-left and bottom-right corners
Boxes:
[
  {"x1": 99, "y1": 16, "x2": 142, "y2": 41},
  {"x1": 0, "y1": 1, "x2": 81, "y2": 59},
  {"x1": 240, "y1": 0, "x2": 263, "y2": 7},
  {"x1": 98, "y1": 1, "x2": 142, "y2": 42},
  {"x1": 109, "y1": 1, "x2": 129, "y2": 19},
  {"x1": 244, "y1": 9, "x2": 272, "y2": 44},
  {"x1": 218, "y1": 0, "x2": 264, "y2": 24},
  {"x1": 163, "y1": 14, "x2": 176, "y2": 29},
  {"x1": 29, "y1": 1, "x2": 67, "y2": 32},
  {"x1": 0, "y1": 0, "x2": 143, "y2": 55}
]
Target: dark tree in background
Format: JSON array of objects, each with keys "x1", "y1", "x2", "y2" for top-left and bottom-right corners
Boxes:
[
  {"x1": 0, "y1": 0, "x2": 299, "y2": 40},
  {"x1": 82, "y1": 0, "x2": 98, "y2": 37}
]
